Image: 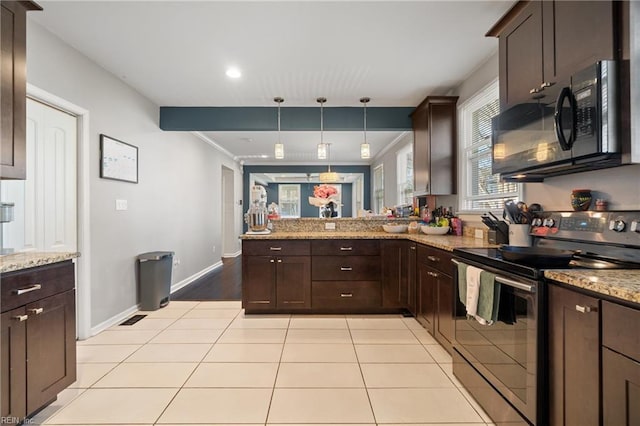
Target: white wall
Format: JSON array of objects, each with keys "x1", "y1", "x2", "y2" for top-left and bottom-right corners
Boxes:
[{"x1": 26, "y1": 21, "x2": 242, "y2": 330}]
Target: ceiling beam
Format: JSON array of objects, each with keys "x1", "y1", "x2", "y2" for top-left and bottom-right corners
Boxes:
[{"x1": 159, "y1": 106, "x2": 414, "y2": 131}]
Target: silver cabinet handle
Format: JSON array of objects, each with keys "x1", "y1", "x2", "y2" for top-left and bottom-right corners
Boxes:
[
  {"x1": 270, "y1": 259, "x2": 275, "y2": 263},
  {"x1": 427, "y1": 271, "x2": 439, "y2": 277},
  {"x1": 529, "y1": 87, "x2": 541, "y2": 94},
  {"x1": 28, "y1": 308, "x2": 44, "y2": 315},
  {"x1": 576, "y1": 305, "x2": 596, "y2": 313},
  {"x1": 269, "y1": 247, "x2": 282, "y2": 251},
  {"x1": 540, "y1": 81, "x2": 555, "y2": 89},
  {"x1": 410, "y1": 246, "x2": 416, "y2": 250},
  {"x1": 13, "y1": 315, "x2": 28, "y2": 322},
  {"x1": 427, "y1": 256, "x2": 440, "y2": 262},
  {"x1": 340, "y1": 247, "x2": 353, "y2": 251},
  {"x1": 340, "y1": 293, "x2": 353, "y2": 298},
  {"x1": 340, "y1": 267, "x2": 353, "y2": 271},
  {"x1": 277, "y1": 259, "x2": 283, "y2": 263},
  {"x1": 13, "y1": 284, "x2": 42, "y2": 295}
]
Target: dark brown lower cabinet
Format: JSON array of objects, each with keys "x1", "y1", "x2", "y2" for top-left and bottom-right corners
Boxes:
[
  {"x1": 242, "y1": 255, "x2": 311, "y2": 311},
  {"x1": 602, "y1": 347, "x2": 640, "y2": 425},
  {"x1": 1, "y1": 307, "x2": 27, "y2": 426},
  {"x1": 602, "y1": 300, "x2": 640, "y2": 426},
  {"x1": 416, "y1": 262, "x2": 436, "y2": 334},
  {"x1": 381, "y1": 240, "x2": 414, "y2": 309},
  {"x1": 406, "y1": 243, "x2": 417, "y2": 315},
  {"x1": 1, "y1": 261, "x2": 76, "y2": 425},
  {"x1": 434, "y1": 272, "x2": 454, "y2": 350},
  {"x1": 548, "y1": 284, "x2": 600, "y2": 426},
  {"x1": 25, "y1": 290, "x2": 76, "y2": 414}
]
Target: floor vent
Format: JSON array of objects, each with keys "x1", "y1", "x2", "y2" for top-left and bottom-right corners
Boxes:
[{"x1": 119, "y1": 314, "x2": 147, "y2": 326}]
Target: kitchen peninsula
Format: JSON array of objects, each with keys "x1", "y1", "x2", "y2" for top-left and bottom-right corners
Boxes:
[{"x1": 241, "y1": 217, "x2": 492, "y2": 351}]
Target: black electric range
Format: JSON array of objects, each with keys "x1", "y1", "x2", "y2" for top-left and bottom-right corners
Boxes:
[{"x1": 451, "y1": 211, "x2": 640, "y2": 426}]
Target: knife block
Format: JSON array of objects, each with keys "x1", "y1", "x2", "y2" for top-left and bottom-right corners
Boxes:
[{"x1": 488, "y1": 222, "x2": 509, "y2": 245}]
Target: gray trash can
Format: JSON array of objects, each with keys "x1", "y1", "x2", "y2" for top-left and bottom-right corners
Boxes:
[{"x1": 137, "y1": 251, "x2": 174, "y2": 311}]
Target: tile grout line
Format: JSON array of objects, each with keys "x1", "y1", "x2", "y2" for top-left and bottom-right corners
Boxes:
[
  {"x1": 347, "y1": 316, "x2": 379, "y2": 425},
  {"x1": 151, "y1": 303, "x2": 244, "y2": 425},
  {"x1": 263, "y1": 314, "x2": 292, "y2": 426}
]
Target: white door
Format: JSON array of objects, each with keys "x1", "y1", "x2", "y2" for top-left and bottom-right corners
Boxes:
[{"x1": 0, "y1": 98, "x2": 77, "y2": 252}]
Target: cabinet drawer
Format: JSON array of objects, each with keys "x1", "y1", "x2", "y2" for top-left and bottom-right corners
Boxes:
[
  {"x1": 602, "y1": 301, "x2": 640, "y2": 361},
  {"x1": 243, "y1": 240, "x2": 310, "y2": 256},
  {"x1": 312, "y1": 240, "x2": 380, "y2": 256},
  {"x1": 312, "y1": 281, "x2": 381, "y2": 309},
  {"x1": 312, "y1": 256, "x2": 381, "y2": 281},
  {"x1": 1, "y1": 261, "x2": 74, "y2": 313},
  {"x1": 416, "y1": 245, "x2": 453, "y2": 274}
]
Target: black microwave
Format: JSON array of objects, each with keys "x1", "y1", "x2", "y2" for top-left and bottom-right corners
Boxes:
[{"x1": 492, "y1": 61, "x2": 620, "y2": 182}]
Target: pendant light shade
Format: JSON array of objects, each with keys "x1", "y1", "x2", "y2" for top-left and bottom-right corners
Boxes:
[
  {"x1": 274, "y1": 97, "x2": 284, "y2": 159},
  {"x1": 360, "y1": 97, "x2": 371, "y2": 159}
]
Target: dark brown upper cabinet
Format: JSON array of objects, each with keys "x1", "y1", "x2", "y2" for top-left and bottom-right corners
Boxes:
[
  {"x1": 411, "y1": 96, "x2": 458, "y2": 196},
  {"x1": 488, "y1": 1, "x2": 618, "y2": 110},
  {"x1": 0, "y1": 1, "x2": 41, "y2": 180}
]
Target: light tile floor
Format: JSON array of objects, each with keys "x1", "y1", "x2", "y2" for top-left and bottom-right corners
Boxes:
[{"x1": 33, "y1": 300, "x2": 495, "y2": 426}]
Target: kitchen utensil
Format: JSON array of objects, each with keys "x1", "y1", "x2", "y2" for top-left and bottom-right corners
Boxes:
[
  {"x1": 498, "y1": 246, "x2": 575, "y2": 267},
  {"x1": 488, "y1": 211, "x2": 503, "y2": 225},
  {"x1": 504, "y1": 200, "x2": 520, "y2": 223}
]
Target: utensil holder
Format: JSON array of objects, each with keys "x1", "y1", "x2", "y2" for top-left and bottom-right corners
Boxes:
[{"x1": 509, "y1": 224, "x2": 532, "y2": 247}]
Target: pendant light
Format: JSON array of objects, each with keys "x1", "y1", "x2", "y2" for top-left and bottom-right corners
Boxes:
[
  {"x1": 274, "y1": 97, "x2": 284, "y2": 159},
  {"x1": 317, "y1": 97, "x2": 338, "y2": 182},
  {"x1": 317, "y1": 97, "x2": 327, "y2": 160},
  {"x1": 360, "y1": 97, "x2": 371, "y2": 159}
]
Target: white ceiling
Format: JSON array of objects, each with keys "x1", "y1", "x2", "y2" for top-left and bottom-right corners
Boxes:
[{"x1": 31, "y1": 1, "x2": 511, "y2": 164}]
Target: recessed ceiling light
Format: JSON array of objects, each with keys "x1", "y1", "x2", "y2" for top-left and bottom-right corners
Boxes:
[{"x1": 226, "y1": 67, "x2": 242, "y2": 79}]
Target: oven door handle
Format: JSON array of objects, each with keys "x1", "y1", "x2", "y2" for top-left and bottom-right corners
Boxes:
[
  {"x1": 452, "y1": 259, "x2": 536, "y2": 293},
  {"x1": 495, "y1": 276, "x2": 536, "y2": 293}
]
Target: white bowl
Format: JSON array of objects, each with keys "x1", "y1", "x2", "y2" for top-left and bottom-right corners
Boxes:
[
  {"x1": 421, "y1": 225, "x2": 449, "y2": 235},
  {"x1": 382, "y1": 224, "x2": 408, "y2": 233}
]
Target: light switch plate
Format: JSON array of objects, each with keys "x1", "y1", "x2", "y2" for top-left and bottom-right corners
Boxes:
[
  {"x1": 324, "y1": 222, "x2": 336, "y2": 230},
  {"x1": 115, "y1": 199, "x2": 128, "y2": 211},
  {"x1": 474, "y1": 229, "x2": 484, "y2": 239}
]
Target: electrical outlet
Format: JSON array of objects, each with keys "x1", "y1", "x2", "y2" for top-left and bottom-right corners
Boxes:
[
  {"x1": 474, "y1": 229, "x2": 484, "y2": 239},
  {"x1": 173, "y1": 258, "x2": 180, "y2": 267},
  {"x1": 324, "y1": 222, "x2": 336, "y2": 231},
  {"x1": 115, "y1": 199, "x2": 128, "y2": 211}
]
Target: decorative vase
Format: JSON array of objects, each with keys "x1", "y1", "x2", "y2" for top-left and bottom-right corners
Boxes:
[{"x1": 571, "y1": 189, "x2": 592, "y2": 211}]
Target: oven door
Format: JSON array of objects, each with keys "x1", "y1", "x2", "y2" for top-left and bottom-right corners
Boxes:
[{"x1": 452, "y1": 258, "x2": 541, "y2": 424}]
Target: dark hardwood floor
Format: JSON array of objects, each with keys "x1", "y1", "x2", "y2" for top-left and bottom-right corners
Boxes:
[{"x1": 172, "y1": 256, "x2": 242, "y2": 301}]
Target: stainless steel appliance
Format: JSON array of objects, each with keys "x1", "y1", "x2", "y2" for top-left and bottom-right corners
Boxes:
[
  {"x1": 452, "y1": 210, "x2": 640, "y2": 425},
  {"x1": 245, "y1": 185, "x2": 269, "y2": 233},
  {"x1": 492, "y1": 61, "x2": 621, "y2": 182}
]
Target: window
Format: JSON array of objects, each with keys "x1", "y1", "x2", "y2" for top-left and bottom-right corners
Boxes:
[
  {"x1": 278, "y1": 184, "x2": 301, "y2": 218},
  {"x1": 372, "y1": 165, "x2": 384, "y2": 213},
  {"x1": 396, "y1": 141, "x2": 413, "y2": 205},
  {"x1": 459, "y1": 80, "x2": 520, "y2": 211}
]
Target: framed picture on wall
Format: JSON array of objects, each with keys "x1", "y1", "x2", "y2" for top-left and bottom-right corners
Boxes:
[{"x1": 100, "y1": 134, "x2": 138, "y2": 183}]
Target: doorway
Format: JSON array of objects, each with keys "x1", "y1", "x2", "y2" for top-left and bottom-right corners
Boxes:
[{"x1": 221, "y1": 166, "x2": 237, "y2": 257}]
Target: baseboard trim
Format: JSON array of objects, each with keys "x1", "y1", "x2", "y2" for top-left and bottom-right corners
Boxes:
[
  {"x1": 170, "y1": 261, "x2": 223, "y2": 294},
  {"x1": 222, "y1": 250, "x2": 241, "y2": 258},
  {"x1": 85, "y1": 261, "x2": 224, "y2": 339},
  {"x1": 88, "y1": 304, "x2": 141, "y2": 339}
]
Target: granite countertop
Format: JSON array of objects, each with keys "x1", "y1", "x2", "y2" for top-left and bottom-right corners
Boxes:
[
  {"x1": 0, "y1": 252, "x2": 80, "y2": 274},
  {"x1": 545, "y1": 269, "x2": 640, "y2": 305},
  {"x1": 241, "y1": 231, "x2": 494, "y2": 251}
]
